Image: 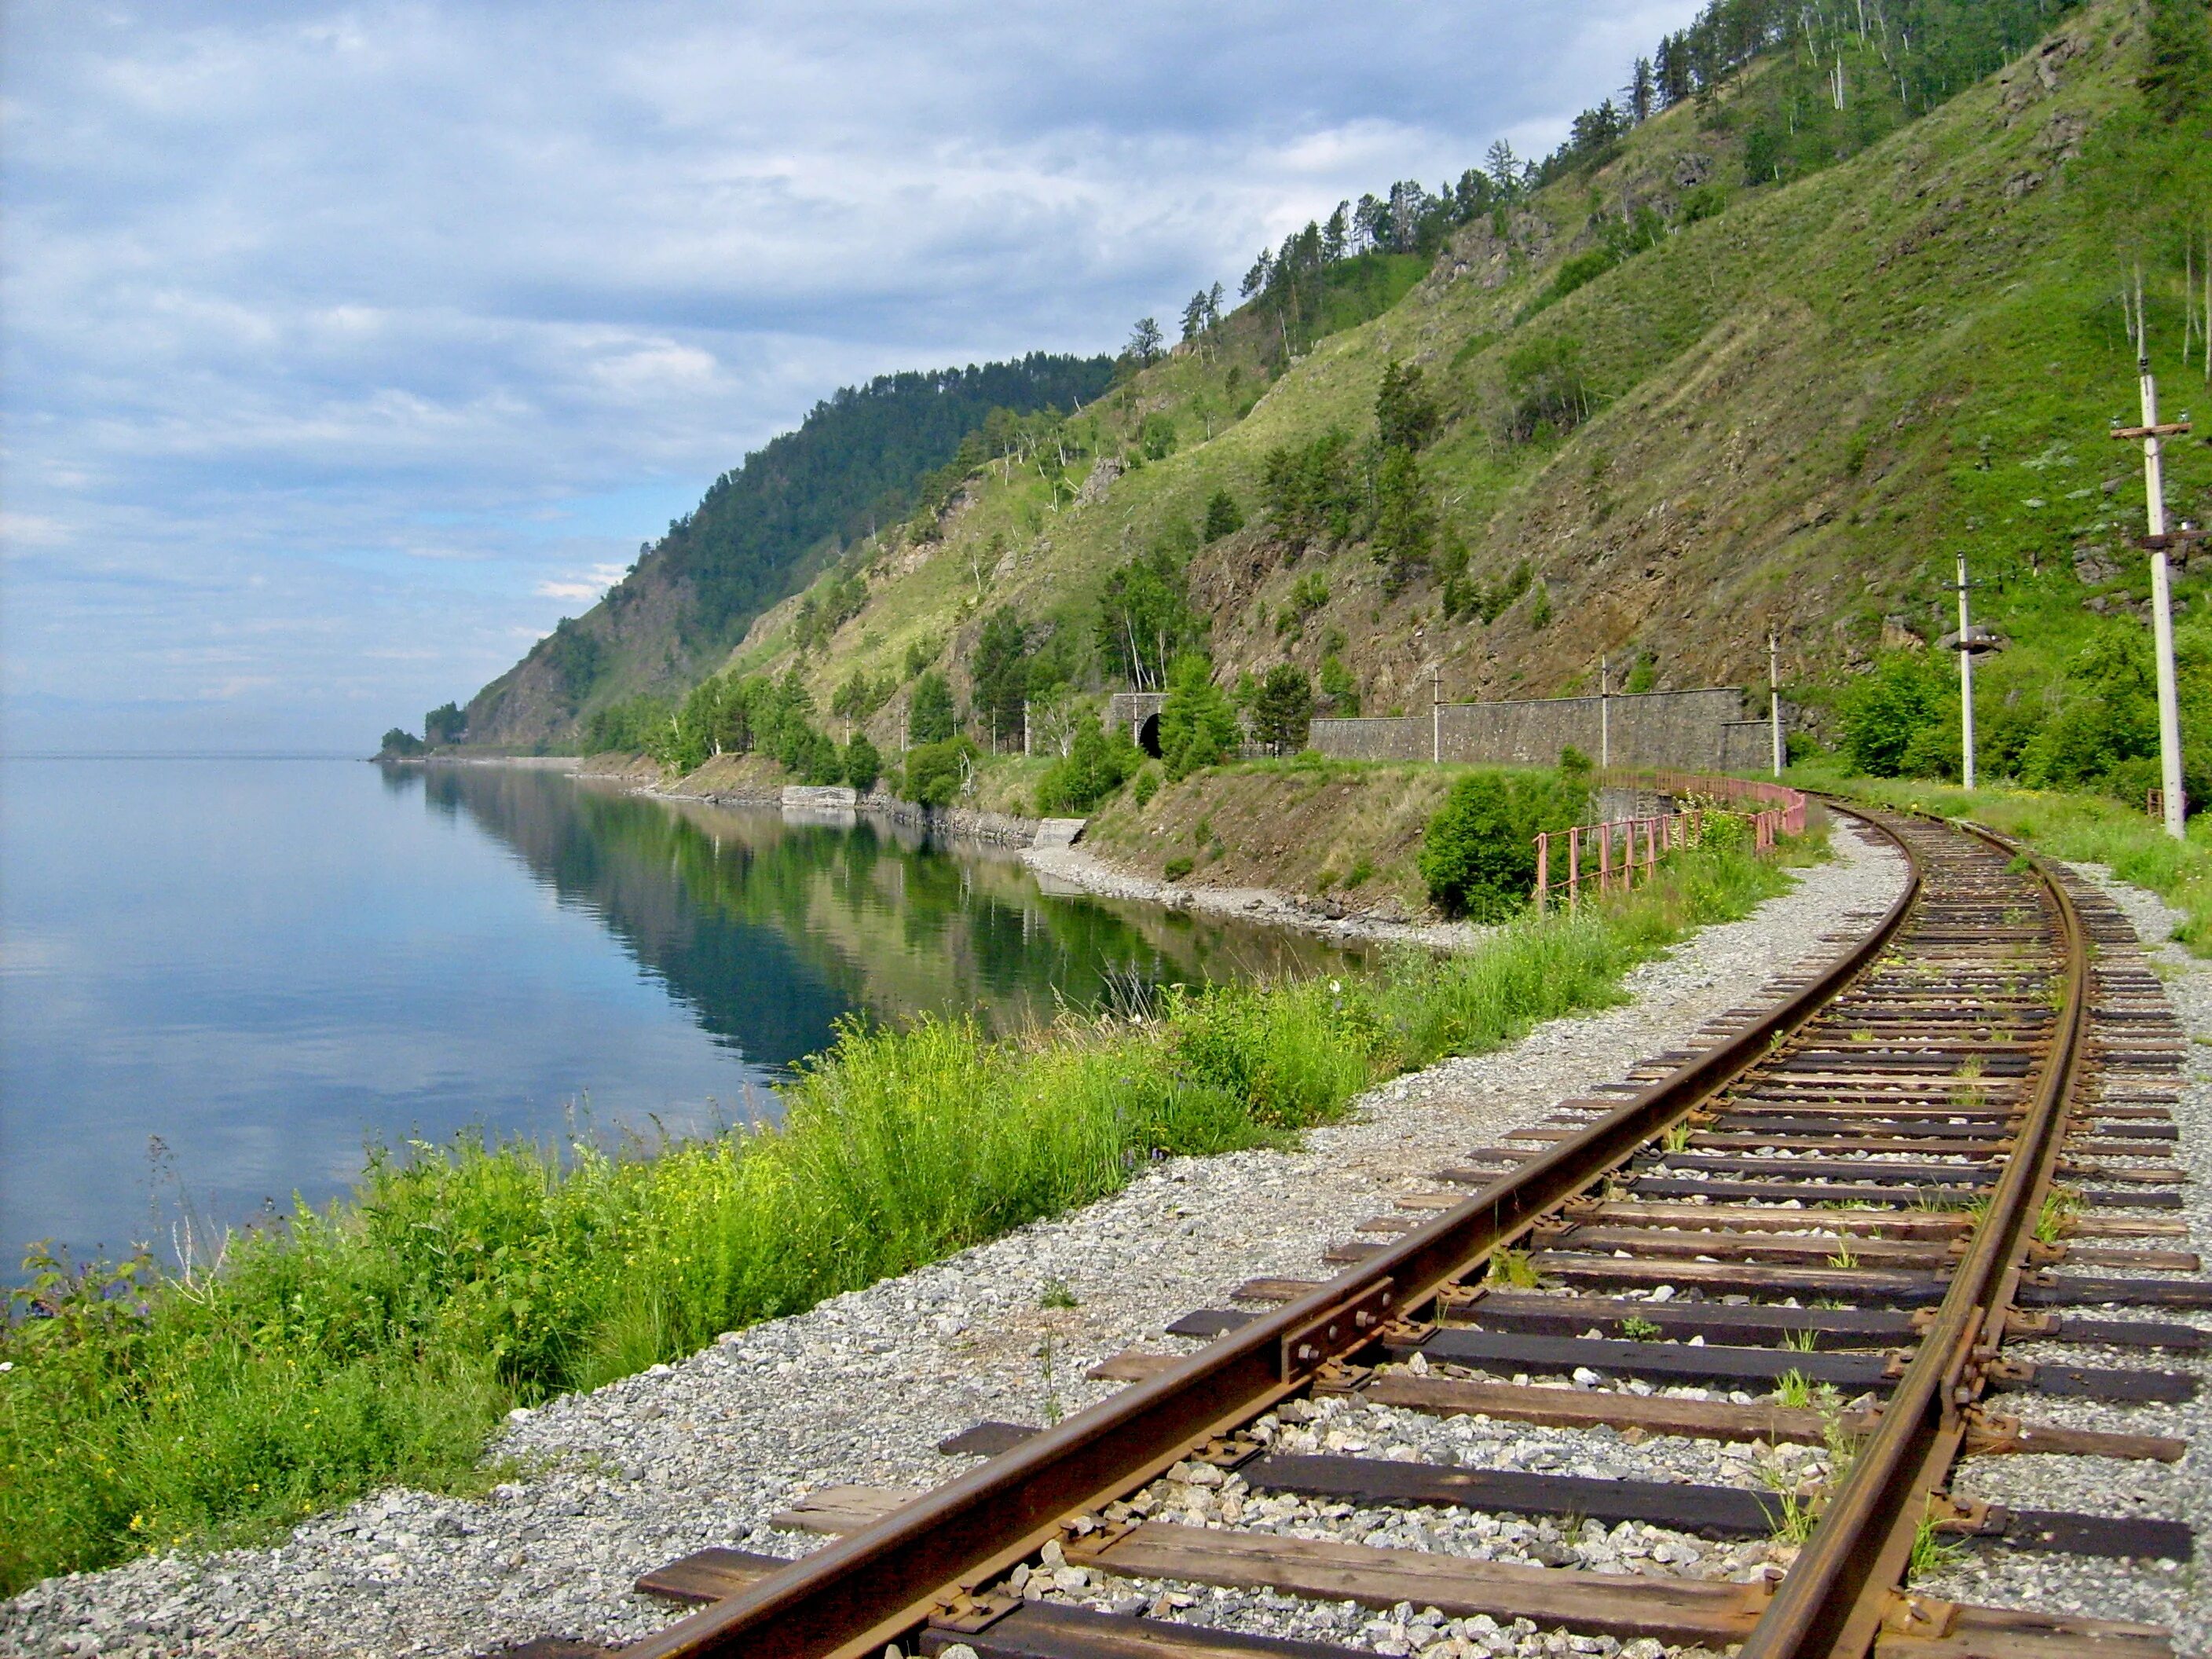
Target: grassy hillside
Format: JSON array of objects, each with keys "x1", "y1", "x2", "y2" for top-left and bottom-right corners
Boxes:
[{"x1": 664, "y1": 0, "x2": 2212, "y2": 804}]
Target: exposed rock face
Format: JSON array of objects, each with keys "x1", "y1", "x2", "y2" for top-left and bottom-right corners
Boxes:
[{"x1": 1076, "y1": 457, "x2": 1122, "y2": 506}]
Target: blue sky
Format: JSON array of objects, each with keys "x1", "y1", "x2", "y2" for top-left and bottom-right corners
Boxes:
[{"x1": 1, "y1": 0, "x2": 1703, "y2": 753}]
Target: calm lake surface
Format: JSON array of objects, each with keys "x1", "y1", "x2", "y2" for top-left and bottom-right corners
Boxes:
[{"x1": 0, "y1": 759, "x2": 1358, "y2": 1275}]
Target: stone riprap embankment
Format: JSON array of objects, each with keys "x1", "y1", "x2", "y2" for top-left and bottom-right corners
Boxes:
[{"x1": 2, "y1": 826, "x2": 1906, "y2": 1659}]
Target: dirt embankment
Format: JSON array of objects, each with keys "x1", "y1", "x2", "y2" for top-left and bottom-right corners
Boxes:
[{"x1": 1080, "y1": 761, "x2": 1454, "y2": 921}]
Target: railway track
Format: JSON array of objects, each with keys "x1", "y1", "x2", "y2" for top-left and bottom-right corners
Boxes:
[{"x1": 515, "y1": 803, "x2": 2203, "y2": 1659}]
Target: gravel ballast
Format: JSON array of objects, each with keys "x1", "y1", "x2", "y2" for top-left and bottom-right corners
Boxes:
[{"x1": 3, "y1": 827, "x2": 1912, "y2": 1659}]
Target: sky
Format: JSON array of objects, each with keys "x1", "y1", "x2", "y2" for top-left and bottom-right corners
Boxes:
[{"x1": 1, "y1": 1, "x2": 1706, "y2": 754}]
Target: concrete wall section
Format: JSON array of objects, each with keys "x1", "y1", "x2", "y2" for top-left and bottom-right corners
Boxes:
[{"x1": 1309, "y1": 687, "x2": 1771, "y2": 772}]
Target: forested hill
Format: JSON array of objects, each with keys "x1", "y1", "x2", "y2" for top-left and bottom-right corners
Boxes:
[{"x1": 456, "y1": 354, "x2": 1114, "y2": 749}]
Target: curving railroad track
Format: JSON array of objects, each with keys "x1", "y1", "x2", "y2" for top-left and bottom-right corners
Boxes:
[{"x1": 514, "y1": 802, "x2": 2202, "y2": 1659}]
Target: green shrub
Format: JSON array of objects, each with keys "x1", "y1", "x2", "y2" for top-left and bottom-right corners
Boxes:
[
  {"x1": 1035, "y1": 719, "x2": 1140, "y2": 814},
  {"x1": 844, "y1": 733, "x2": 882, "y2": 793},
  {"x1": 900, "y1": 738, "x2": 974, "y2": 808},
  {"x1": 1419, "y1": 769, "x2": 1591, "y2": 921},
  {"x1": 1840, "y1": 654, "x2": 1943, "y2": 777},
  {"x1": 1202, "y1": 489, "x2": 1244, "y2": 541},
  {"x1": 1163, "y1": 855, "x2": 1195, "y2": 881},
  {"x1": 1131, "y1": 766, "x2": 1161, "y2": 807}
]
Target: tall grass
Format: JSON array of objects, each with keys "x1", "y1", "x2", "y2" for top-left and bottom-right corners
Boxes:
[{"x1": 0, "y1": 838, "x2": 1796, "y2": 1593}]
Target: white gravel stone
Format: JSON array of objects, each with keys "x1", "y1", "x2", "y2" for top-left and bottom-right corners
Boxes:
[{"x1": 0, "y1": 823, "x2": 1906, "y2": 1658}]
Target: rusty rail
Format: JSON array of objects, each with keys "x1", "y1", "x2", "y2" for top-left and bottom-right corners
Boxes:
[{"x1": 617, "y1": 808, "x2": 1921, "y2": 1659}]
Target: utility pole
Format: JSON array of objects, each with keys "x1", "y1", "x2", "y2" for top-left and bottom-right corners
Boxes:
[
  {"x1": 1599, "y1": 655, "x2": 1611, "y2": 770},
  {"x1": 1432, "y1": 665, "x2": 1442, "y2": 764},
  {"x1": 1768, "y1": 629, "x2": 1783, "y2": 778},
  {"x1": 2111, "y1": 274, "x2": 2194, "y2": 840},
  {"x1": 1956, "y1": 552, "x2": 1978, "y2": 791}
]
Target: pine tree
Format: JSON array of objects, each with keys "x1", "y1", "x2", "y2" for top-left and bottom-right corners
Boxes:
[
  {"x1": 1126, "y1": 317, "x2": 1164, "y2": 364},
  {"x1": 968, "y1": 607, "x2": 1031, "y2": 749},
  {"x1": 1353, "y1": 193, "x2": 1387, "y2": 251},
  {"x1": 1181, "y1": 291, "x2": 1210, "y2": 342},
  {"x1": 1485, "y1": 140, "x2": 1522, "y2": 200},
  {"x1": 1625, "y1": 56, "x2": 1657, "y2": 122},
  {"x1": 908, "y1": 672, "x2": 957, "y2": 745},
  {"x1": 1202, "y1": 489, "x2": 1245, "y2": 542},
  {"x1": 1375, "y1": 361, "x2": 1440, "y2": 452},
  {"x1": 1158, "y1": 655, "x2": 1243, "y2": 780},
  {"x1": 1371, "y1": 448, "x2": 1436, "y2": 595},
  {"x1": 1251, "y1": 665, "x2": 1314, "y2": 754}
]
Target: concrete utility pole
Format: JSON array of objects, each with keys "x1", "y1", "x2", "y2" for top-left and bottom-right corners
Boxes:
[
  {"x1": 1432, "y1": 665, "x2": 1442, "y2": 764},
  {"x1": 1768, "y1": 629, "x2": 1784, "y2": 778},
  {"x1": 2111, "y1": 278, "x2": 2193, "y2": 840},
  {"x1": 1956, "y1": 552, "x2": 1978, "y2": 792},
  {"x1": 1599, "y1": 656, "x2": 1611, "y2": 769}
]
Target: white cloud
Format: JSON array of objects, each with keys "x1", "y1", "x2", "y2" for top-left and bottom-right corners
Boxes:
[
  {"x1": 535, "y1": 562, "x2": 628, "y2": 602},
  {"x1": 0, "y1": 0, "x2": 1708, "y2": 752}
]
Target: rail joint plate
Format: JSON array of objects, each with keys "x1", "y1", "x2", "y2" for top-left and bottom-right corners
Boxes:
[{"x1": 1281, "y1": 1278, "x2": 1397, "y2": 1382}]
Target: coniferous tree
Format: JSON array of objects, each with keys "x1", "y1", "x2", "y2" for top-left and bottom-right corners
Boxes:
[
  {"x1": 1158, "y1": 655, "x2": 1243, "y2": 780},
  {"x1": 908, "y1": 672, "x2": 957, "y2": 745},
  {"x1": 1202, "y1": 489, "x2": 1246, "y2": 543},
  {"x1": 1126, "y1": 317, "x2": 1164, "y2": 364},
  {"x1": 1625, "y1": 56, "x2": 1657, "y2": 121},
  {"x1": 1485, "y1": 140, "x2": 1522, "y2": 200},
  {"x1": 1371, "y1": 448, "x2": 1436, "y2": 595},
  {"x1": 1353, "y1": 193, "x2": 1388, "y2": 251},
  {"x1": 1181, "y1": 291, "x2": 1210, "y2": 343},
  {"x1": 969, "y1": 608, "x2": 1031, "y2": 749},
  {"x1": 1251, "y1": 665, "x2": 1315, "y2": 754},
  {"x1": 1375, "y1": 361, "x2": 1439, "y2": 452}
]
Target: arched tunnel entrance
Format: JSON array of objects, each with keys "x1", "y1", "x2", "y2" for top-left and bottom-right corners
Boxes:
[{"x1": 1137, "y1": 713, "x2": 1162, "y2": 758}]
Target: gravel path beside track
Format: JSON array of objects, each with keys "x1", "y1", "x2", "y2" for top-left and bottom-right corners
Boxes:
[{"x1": 1, "y1": 826, "x2": 1905, "y2": 1659}]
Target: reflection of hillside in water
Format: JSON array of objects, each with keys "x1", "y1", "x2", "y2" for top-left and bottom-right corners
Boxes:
[{"x1": 412, "y1": 767, "x2": 1357, "y2": 1070}]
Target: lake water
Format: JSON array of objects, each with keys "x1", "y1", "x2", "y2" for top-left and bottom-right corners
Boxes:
[{"x1": 0, "y1": 759, "x2": 1357, "y2": 1276}]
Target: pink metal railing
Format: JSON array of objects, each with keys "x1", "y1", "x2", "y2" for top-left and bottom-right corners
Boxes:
[{"x1": 1533, "y1": 771, "x2": 1809, "y2": 911}]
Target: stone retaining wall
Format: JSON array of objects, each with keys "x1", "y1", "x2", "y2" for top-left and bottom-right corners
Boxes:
[{"x1": 1309, "y1": 686, "x2": 1780, "y2": 773}]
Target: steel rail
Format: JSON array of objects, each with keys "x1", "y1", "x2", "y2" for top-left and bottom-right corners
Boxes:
[
  {"x1": 1737, "y1": 821, "x2": 2091, "y2": 1659},
  {"x1": 618, "y1": 804, "x2": 1925, "y2": 1659}
]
